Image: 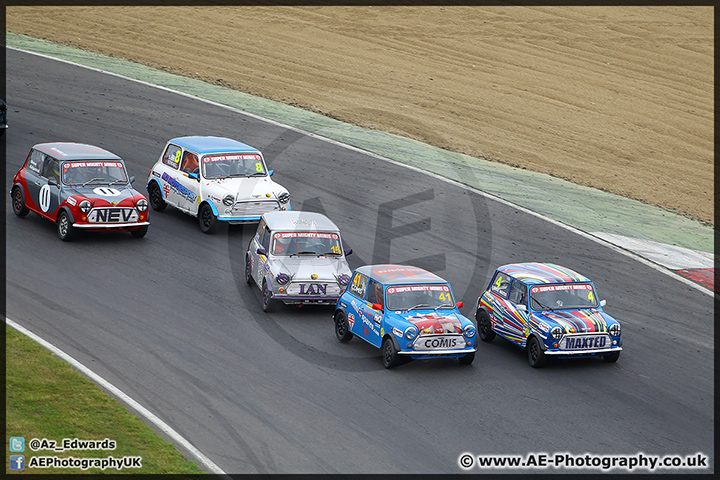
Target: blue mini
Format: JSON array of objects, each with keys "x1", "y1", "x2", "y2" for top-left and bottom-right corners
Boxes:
[{"x1": 333, "y1": 264, "x2": 476, "y2": 368}]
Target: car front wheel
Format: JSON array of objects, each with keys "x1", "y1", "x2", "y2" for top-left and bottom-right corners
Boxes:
[
  {"x1": 458, "y1": 351, "x2": 475, "y2": 365},
  {"x1": 57, "y1": 211, "x2": 75, "y2": 242},
  {"x1": 382, "y1": 336, "x2": 401, "y2": 369},
  {"x1": 245, "y1": 255, "x2": 253, "y2": 285},
  {"x1": 334, "y1": 311, "x2": 353, "y2": 343},
  {"x1": 199, "y1": 203, "x2": 217, "y2": 234},
  {"x1": 261, "y1": 280, "x2": 273, "y2": 312},
  {"x1": 603, "y1": 351, "x2": 621, "y2": 363},
  {"x1": 12, "y1": 186, "x2": 29, "y2": 217},
  {"x1": 130, "y1": 225, "x2": 148, "y2": 238},
  {"x1": 527, "y1": 336, "x2": 546, "y2": 368},
  {"x1": 476, "y1": 309, "x2": 496, "y2": 342}
]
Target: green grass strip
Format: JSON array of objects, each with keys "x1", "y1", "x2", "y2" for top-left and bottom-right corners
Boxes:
[{"x1": 5, "y1": 325, "x2": 204, "y2": 475}]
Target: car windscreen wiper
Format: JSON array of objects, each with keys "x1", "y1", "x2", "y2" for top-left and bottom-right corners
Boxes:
[
  {"x1": 407, "y1": 303, "x2": 431, "y2": 310},
  {"x1": 434, "y1": 303, "x2": 454, "y2": 310},
  {"x1": 81, "y1": 177, "x2": 104, "y2": 187},
  {"x1": 531, "y1": 296, "x2": 552, "y2": 311}
]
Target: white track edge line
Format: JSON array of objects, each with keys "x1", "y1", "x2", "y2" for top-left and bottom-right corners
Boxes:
[{"x1": 4, "y1": 316, "x2": 228, "y2": 476}]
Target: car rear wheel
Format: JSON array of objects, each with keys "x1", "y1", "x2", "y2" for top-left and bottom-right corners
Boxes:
[
  {"x1": 261, "y1": 279, "x2": 273, "y2": 312},
  {"x1": 334, "y1": 311, "x2": 353, "y2": 343},
  {"x1": 458, "y1": 351, "x2": 475, "y2": 365},
  {"x1": 382, "y1": 336, "x2": 401, "y2": 369},
  {"x1": 527, "y1": 336, "x2": 546, "y2": 368},
  {"x1": 199, "y1": 203, "x2": 217, "y2": 234},
  {"x1": 57, "y1": 211, "x2": 75, "y2": 242},
  {"x1": 148, "y1": 181, "x2": 166, "y2": 212},
  {"x1": 12, "y1": 186, "x2": 29, "y2": 217},
  {"x1": 130, "y1": 225, "x2": 148, "y2": 238},
  {"x1": 603, "y1": 351, "x2": 621, "y2": 363},
  {"x1": 476, "y1": 309, "x2": 496, "y2": 342}
]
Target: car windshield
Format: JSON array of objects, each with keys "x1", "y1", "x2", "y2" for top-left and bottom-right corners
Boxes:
[
  {"x1": 271, "y1": 232, "x2": 343, "y2": 256},
  {"x1": 529, "y1": 283, "x2": 599, "y2": 310},
  {"x1": 202, "y1": 153, "x2": 267, "y2": 179},
  {"x1": 62, "y1": 161, "x2": 128, "y2": 185},
  {"x1": 386, "y1": 284, "x2": 455, "y2": 310}
]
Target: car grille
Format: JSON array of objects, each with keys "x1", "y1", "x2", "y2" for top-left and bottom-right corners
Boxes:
[{"x1": 230, "y1": 200, "x2": 280, "y2": 216}]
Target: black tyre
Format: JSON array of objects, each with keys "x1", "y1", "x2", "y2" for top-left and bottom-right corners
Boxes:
[
  {"x1": 527, "y1": 336, "x2": 546, "y2": 368},
  {"x1": 245, "y1": 254, "x2": 253, "y2": 285},
  {"x1": 476, "y1": 309, "x2": 496, "y2": 342},
  {"x1": 198, "y1": 203, "x2": 217, "y2": 234},
  {"x1": 602, "y1": 351, "x2": 621, "y2": 363},
  {"x1": 12, "y1": 186, "x2": 29, "y2": 217},
  {"x1": 334, "y1": 311, "x2": 353, "y2": 343},
  {"x1": 130, "y1": 225, "x2": 148, "y2": 238},
  {"x1": 57, "y1": 210, "x2": 75, "y2": 242},
  {"x1": 261, "y1": 280, "x2": 273, "y2": 312},
  {"x1": 382, "y1": 336, "x2": 401, "y2": 369},
  {"x1": 458, "y1": 351, "x2": 475, "y2": 365},
  {"x1": 148, "y1": 181, "x2": 167, "y2": 212}
]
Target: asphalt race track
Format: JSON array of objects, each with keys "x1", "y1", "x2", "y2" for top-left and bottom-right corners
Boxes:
[{"x1": 5, "y1": 48, "x2": 714, "y2": 474}]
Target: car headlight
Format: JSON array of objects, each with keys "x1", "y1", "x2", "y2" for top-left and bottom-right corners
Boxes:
[
  {"x1": 550, "y1": 326, "x2": 563, "y2": 340},
  {"x1": 276, "y1": 273, "x2": 290, "y2": 285},
  {"x1": 609, "y1": 323, "x2": 621, "y2": 337},
  {"x1": 278, "y1": 192, "x2": 290, "y2": 204},
  {"x1": 404, "y1": 326, "x2": 418, "y2": 340},
  {"x1": 463, "y1": 324, "x2": 476, "y2": 338},
  {"x1": 79, "y1": 200, "x2": 92, "y2": 213},
  {"x1": 337, "y1": 273, "x2": 351, "y2": 286},
  {"x1": 136, "y1": 198, "x2": 148, "y2": 212},
  {"x1": 223, "y1": 194, "x2": 234, "y2": 206}
]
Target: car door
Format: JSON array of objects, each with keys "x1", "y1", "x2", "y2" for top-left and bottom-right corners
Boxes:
[
  {"x1": 175, "y1": 149, "x2": 201, "y2": 214},
  {"x1": 361, "y1": 279, "x2": 384, "y2": 347},
  {"x1": 251, "y1": 221, "x2": 271, "y2": 286},
  {"x1": 489, "y1": 271, "x2": 523, "y2": 345},
  {"x1": 345, "y1": 272, "x2": 370, "y2": 344},
  {"x1": 507, "y1": 278, "x2": 531, "y2": 338},
  {"x1": 31, "y1": 155, "x2": 62, "y2": 220}
]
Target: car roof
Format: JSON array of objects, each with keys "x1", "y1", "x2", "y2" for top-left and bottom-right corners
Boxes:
[
  {"x1": 497, "y1": 262, "x2": 592, "y2": 285},
  {"x1": 34, "y1": 142, "x2": 122, "y2": 161},
  {"x1": 262, "y1": 211, "x2": 340, "y2": 232},
  {"x1": 356, "y1": 264, "x2": 448, "y2": 285},
  {"x1": 169, "y1": 136, "x2": 261, "y2": 155}
]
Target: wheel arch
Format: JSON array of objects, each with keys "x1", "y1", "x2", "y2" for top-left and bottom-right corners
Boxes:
[{"x1": 147, "y1": 177, "x2": 165, "y2": 199}]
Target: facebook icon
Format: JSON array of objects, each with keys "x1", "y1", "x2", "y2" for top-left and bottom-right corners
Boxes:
[{"x1": 9, "y1": 455, "x2": 25, "y2": 470}]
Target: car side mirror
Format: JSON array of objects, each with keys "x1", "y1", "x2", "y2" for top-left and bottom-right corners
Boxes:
[
  {"x1": 268, "y1": 169, "x2": 274, "y2": 176},
  {"x1": 188, "y1": 172, "x2": 199, "y2": 181},
  {"x1": 371, "y1": 303, "x2": 383, "y2": 311},
  {"x1": 600, "y1": 299, "x2": 607, "y2": 307},
  {"x1": 456, "y1": 301, "x2": 463, "y2": 309},
  {"x1": 129, "y1": 175, "x2": 135, "y2": 184},
  {"x1": 517, "y1": 304, "x2": 527, "y2": 312},
  {"x1": 345, "y1": 248, "x2": 353, "y2": 256},
  {"x1": 48, "y1": 178, "x2": 58, "y2": 186},
  {"x1": 256, "y1": 248, "x2": 267, "y2": 256}
]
